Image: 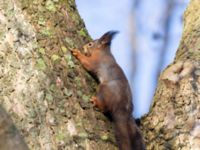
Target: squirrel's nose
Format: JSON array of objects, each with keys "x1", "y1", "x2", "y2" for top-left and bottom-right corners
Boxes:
[{"x1": 83, "y1": 45, "x2": 88, "y2": 54}]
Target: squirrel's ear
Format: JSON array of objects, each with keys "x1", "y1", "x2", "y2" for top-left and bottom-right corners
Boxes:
[{"x1": 99, "y1": 31, "x2": 119, "y2": 46}]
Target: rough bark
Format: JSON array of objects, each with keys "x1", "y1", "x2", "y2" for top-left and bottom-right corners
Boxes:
[
  {"x1": 0, "y1": 0, "x2": 117, "y2": 149},
  {"x1": 141, "y1": 0, "x2": 200, "y2": 149},
  {"x1": 0, "y1": 106, "x2": 28, "y2": 150},
  {"x1": 1, "y1": 0, "x2": 200, "y2": 149}
]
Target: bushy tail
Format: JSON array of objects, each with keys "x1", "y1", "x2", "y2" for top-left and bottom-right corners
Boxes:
[
  {"x1": 128, "y1": 118, "x2": 145, "y2": 150},
  {"x1": 113, "y1": 115, "x2": 145, "y2": 150}
]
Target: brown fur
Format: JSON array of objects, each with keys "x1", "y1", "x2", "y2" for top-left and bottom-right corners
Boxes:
[{"x1": 71, "y1": 31, "x2": 145, "y2": 150}]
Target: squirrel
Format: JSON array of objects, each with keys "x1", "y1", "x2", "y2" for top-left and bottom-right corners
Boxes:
[{"x1": 71, "y1": 31, "x2": 145, "y2": 150}]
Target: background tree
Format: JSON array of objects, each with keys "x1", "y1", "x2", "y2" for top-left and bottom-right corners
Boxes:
[
  {"x1": 0, "y1": 0, "x2": 199, "y2": 149},
  {"x1": 141, "y1": 0, "x2": 200, "y2": 149}
]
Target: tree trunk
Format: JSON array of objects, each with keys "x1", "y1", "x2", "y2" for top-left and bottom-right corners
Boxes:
[
  {"x1": 141, "y1": 0, "x2": 200, "y2": 149},
  {"x1": 1, "y1": 0, "x2": 200, "y2": 149},
  {"x1": 0, "y1": 106, "x2": 28, "y2": 150},
  {"x1": 0, "y1": 0, "x2": 116, "y2": 149}
]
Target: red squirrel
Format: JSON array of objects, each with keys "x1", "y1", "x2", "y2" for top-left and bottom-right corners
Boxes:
[{"x1": 71, "y1": 31, "x2": 145, "y2": 150}]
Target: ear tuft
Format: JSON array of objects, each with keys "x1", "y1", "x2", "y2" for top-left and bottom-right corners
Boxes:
[{"x1": 99, "y1": 31, "x2": 119, "y2": 46}]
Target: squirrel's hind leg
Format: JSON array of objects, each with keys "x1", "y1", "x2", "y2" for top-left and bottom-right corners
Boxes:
[{"x1": 90, "y1": 96, "x2": 106, "y2": 112}]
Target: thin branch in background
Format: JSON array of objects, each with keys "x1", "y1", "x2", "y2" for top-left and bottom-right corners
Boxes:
[
  {"x1": 155, "y1": 0, "x2": 173, "y2": 79},
  {"x1": 128, "y1": 12, "x2": 137, "y2": 84}
]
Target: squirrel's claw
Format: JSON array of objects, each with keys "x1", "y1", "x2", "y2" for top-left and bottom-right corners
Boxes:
[
  {"x1": 90, "y1": 96, "x2": 98, "y2": 107},
  {"x1": 70, "y1": 49, "x2": 80, "y2": 56}
]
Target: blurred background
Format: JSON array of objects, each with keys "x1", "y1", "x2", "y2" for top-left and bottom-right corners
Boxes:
[{"x1": 76, "y1": 0, "x2": 189, "y2": 118}]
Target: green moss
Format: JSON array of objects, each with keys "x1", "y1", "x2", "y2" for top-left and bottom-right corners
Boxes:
[
  {"x1": 78, "y1": 28, "x2": 87, "y2": 37},
  {"x1": 65, "y1": 55, "x2": 75, "y2": 68},
  {"x1": 38, "y1": 48, "x2": 45, "y2": 55},
  {"x1": 35, "y1": 58, "x2": 46, "y2": 70},
  {"x1": 63, "y1": 88, "x2": 73, "y2": 97},
  {"x1": 51, "y1": 54, "x2": 60, "y2": 62},
  {"x1": 7, "y1": 9, "x2": 15, "y2": 18},
  {"x1": 40, "y1": 27, "x2": 52, "y2": 36},
  {"x1": 45, "y1": 93, "x2": 53, "y2": 101},
  {"x1": 57, "y1": 132, "x2": 65, "y2": 141},
  {"x1": 45, "y1": 0, "x2": 57, "y2": 12},
  {"x1": 29, "y1": 110, "x2": 37, "y2": 118},
  {"x1": 81, "y1": 94, "x2": 90, "y2": 102},
  {"x1": 38, "y1": 17, "x2": 46, "y2": 26},
  {"x1": 78, "y1": 132, "x2": 88, "y2": 139},
  {"x1": 77, "y1": 90, "x2": 83, "y2": 97},
  {"x1": 61, "y1": 46, "x2": 68, "y2": 53},
  {"x1": 74, "y1": 77, "x2": 82, "y2": 88},
  {"x1": 101, "y1": 134, "x2": 109, "y2": 141},
  {"x1": 65, "y1": 37, "x2": 74, "y2": 48},
  {"x1": 50, "y1": 84, "x2": 57, "y2": 92},
  {"x1": 76, "y1": 91, "x2": 92, "y2": 108}
]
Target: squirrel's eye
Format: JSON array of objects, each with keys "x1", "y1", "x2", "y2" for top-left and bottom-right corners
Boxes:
[{"x1": 88, "y1": 43, "x2": 93, "y2": 47}]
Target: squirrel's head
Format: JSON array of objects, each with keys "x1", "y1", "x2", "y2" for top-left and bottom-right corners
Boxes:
[{"x1": 83, "y1": 31, "x2": 118, "y2": 56}]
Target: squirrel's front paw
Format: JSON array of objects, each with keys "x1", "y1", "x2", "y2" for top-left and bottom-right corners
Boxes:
[{"x1": 70, "y1": 49, "x2": 81, "y2": 57}]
